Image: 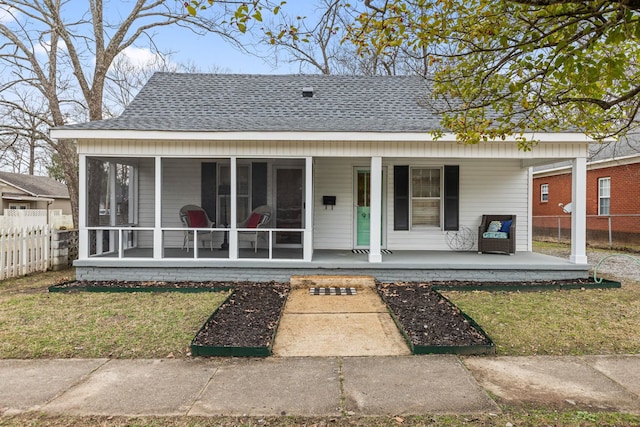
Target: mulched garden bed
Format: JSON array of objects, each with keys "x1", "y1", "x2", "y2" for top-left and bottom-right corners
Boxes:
[
  {"x1": 191, "y1": 282, "x2": 290, "y2": 356},
  {"x1": 377, "y1": 282, "x2": 495, "y2": 354}
]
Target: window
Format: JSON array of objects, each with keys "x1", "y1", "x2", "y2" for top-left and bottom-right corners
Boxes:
[
  {"x1": 540, "y1": 184, "x2": 549, "y2": 202},
  {"x1": 598, "y1": 177, "x2": 610, "y2": 216},
  {"x1": 86, "y1": 159, "x2": 137, "y2": 227},
  {"x1": 411, "y1": 167, "x2": 441, "y2": 227},
  {"x1": 218, "y1": 164, "x2": 250, "y2": 226}
]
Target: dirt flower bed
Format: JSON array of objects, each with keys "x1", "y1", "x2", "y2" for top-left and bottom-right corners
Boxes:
[
  {"x1": 377, "y1": 282, "x2": 492, "y2": 347},
  {"x1": 191, "y1": 282, "x2": 290, "y2": 348}
]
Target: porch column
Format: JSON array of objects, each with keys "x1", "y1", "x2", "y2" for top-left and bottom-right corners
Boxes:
[
  {"x1": 109, "y1": 162, "x2": 117, "y2": 253},
  {"x1": 527, "y1": 167, "x2": 533, "y2": 252},
  {"x1": 570, "y1": 157, "x2": 588, "y2": 264},
  {"x1": 303, "y1": 157, "x2": 314, "y2": 261},
  {"x1": 78, "y1": 154, "x2": 88, "y2": 259},
  {"x1": 369, "y1": 156, "x2": 382, "y2": 263},
  {"x1": 153, "y1": 156, "x2": 163, "y2": 259},
  {"x1": 228, "y1": 157, "x2": 238, "y2": 259}
]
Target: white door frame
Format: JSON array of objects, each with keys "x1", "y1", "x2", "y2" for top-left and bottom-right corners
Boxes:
[{"x1": 352, "y1": 165, "x2": 387, "y2": 249}]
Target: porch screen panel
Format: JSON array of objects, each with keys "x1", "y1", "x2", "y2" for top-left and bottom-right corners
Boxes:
[
  {"x1": 252, "y1": 162, "x2": 267, "y2": 209},
  {"x1": 443, "y1": 165, "x2": 459, "y2": 231},
  {"x1": 393, "y1": 165, "x2": 409, "y2": 230},
  {"x1": 201, "y1": 162, "x2": 217, "y2": 222}
]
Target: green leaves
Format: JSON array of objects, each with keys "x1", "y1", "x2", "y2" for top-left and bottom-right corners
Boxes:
[{"x1": 349, "y1": 0, "x2": 640, "y2": 143}]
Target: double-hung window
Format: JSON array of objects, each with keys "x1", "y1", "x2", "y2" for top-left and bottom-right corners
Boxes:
[
  {"x1": 540, "y1": 184, "x2": 549, "y2": 202},
  {"x1": 598, "y1": 177, "x2": 610, "y2": 216},
  {"x1": 411, "y1": 167, "x2": 441, "y2": 227}
]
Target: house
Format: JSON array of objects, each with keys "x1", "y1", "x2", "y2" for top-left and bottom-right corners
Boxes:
[
  {"x1": 0, "y1": 171, "x2": 70, "y2": 213},
  {"x1": 533, "y1": 135, "x2": 640, "y2": 247},
  {"x1": 51, "y1": 73, "x2": 592, "y2": 282}
]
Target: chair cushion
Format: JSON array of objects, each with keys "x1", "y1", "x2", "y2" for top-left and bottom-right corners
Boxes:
[
  {"x1": 483, "y1": 231, "x2": 508, "y2": 239},
  {"x1": 187, "y1": 210, "x2": 208, "y2": 227},
  {"x1": 246, "y1": 212, "x2": 262, "y2": 228},
  {"x1": 500, "y1": 219, "x2": 513, "y2": 233},
  {"x1": 487, "y1": 221, "x2": 502, "y2": 232}
]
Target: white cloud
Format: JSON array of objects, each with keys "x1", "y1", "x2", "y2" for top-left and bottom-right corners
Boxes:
[
  {"x1": 117, "y1": 46, "x2": 165, "y2": 69},
  {"x1": 33, "y1": 39, "x2": 67, "y2": 56},
  {"x1": 0, "y1": 6, "x2": 19, "y2": 23}
]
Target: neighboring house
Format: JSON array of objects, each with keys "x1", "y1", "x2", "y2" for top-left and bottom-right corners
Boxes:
[
  {"x1": 51, "y1": 73, "x2": 593, "y2": 282},
  {"x1": 533, "y1": 136, "x2": 640, "y2": 246},
  {"x1": 0, "y1": 171, "x2": 71, "y2": 214}
]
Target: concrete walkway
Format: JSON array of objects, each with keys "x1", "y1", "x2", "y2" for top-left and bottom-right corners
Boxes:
[
  {"x1": 2, "y1": 355, "x2": 640, "y2": 417},
  {"x1": 273, "y1": 275, "x2": 410, "y2": 357}
]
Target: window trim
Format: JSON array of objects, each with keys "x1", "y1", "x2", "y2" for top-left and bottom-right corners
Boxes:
[
  {"x1": 409, "y1": 166, "x2": 443, "y2": 229},
  {"x1": 598, "y1": 177, "x2": 610, "y2": 216},
  {"x1": 540, "y1": 183, "x2": 549, "y2": 202}
]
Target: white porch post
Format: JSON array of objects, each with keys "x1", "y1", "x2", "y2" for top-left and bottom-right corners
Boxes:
[
  {"x1": 109, "y1": 162, "x2": 117, "y2": 253},
  {"x1": 369, "y1": 156, "x2": 382, "y2": 263},
  {"x1": 78, "y1": 154, "x2": 88, "y2": 259},
  {"x1": 570, "y1": 157, "x2": 588, "y2": 264},
  {"x1": 303, "y1": 157, "x2": 313, "y2": 261},
  {"x1": 527, "y1": 167, "x2": 533, "y2": 252},
  {"x1": 229, "y1": 157, "x2": 238, "y2": 259},
  {"x1": 153, "y1": 156, "x2": 163, "y2": 259}
]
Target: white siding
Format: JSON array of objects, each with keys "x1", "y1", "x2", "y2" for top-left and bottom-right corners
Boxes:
[
  {"x1": 78, "y1": 139, "x2": 587, "y2": 161},
  {"x1": 459, "y1": 160, "x2": 529, "y2": 252},
  {"x1": 136, "y1": 158, "x2": 155, "y2": 248},
  {"x1": 313, "y1": 158, "x2": 361, "y2": 249},
  {"x1": 162, "y1": 158, "x2": 202, "y2": 247},
  {"x1": 313, "y1": 157, "x2": 529, "y2": 251}
]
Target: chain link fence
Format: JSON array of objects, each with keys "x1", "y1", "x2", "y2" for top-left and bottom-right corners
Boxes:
[{"x1": 533, "y1": 214, "x2": 640, "y2": 250}]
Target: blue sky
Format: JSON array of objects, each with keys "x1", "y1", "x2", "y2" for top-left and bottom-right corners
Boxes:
[{"x1": 147, "y1": 2, "x2": 316, "y2": 74}]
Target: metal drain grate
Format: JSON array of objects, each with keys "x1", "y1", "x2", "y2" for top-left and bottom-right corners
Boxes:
[{"x1": 309, "y1": 287, "x2": 357, "y2": 295}]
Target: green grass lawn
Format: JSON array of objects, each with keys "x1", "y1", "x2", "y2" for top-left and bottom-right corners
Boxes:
[
  {"x1": 0, "y1": 269, "x2": 229, "y2": 359},
  {"x1": 2, "y1": 268, "x2": 640, "y2": 425},
  {"x1": 444, "y1": 282, "x2": 640, "y2": 355}
]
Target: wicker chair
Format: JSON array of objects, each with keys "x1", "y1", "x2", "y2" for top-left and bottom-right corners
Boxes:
[
  {"x1": 179, "y1": 204, "x2": 215, "y2": 251},
  {"x1": 477, "y1": 215, "x2": 516, "y2": 255},
  {"x1": 237, "y1": 205, "x2": 273, "y2": 252}
]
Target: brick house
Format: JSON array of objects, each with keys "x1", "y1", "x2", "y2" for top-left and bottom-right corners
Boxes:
[{"x1": 533, "y1": 135, "x2": 640, "y2": 246}]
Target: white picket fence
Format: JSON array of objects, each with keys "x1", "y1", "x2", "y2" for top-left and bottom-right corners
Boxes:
[
  {"x1": 0, "y1": 209, "x2": 73, "y2": 230},
  {"x1": 0, "y1": 226, "x2": 50, "y2": 280}
]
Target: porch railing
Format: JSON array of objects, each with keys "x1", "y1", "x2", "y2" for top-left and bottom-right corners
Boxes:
[{"x1": 85, "y1": 226, "x2": 305, "y2": 260}]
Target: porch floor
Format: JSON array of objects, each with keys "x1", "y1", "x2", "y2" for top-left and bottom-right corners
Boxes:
[{"x1": 77, "y1": 249, "x2": 590, "y2": 283}]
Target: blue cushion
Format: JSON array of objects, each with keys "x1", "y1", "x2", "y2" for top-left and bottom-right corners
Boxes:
[
  {"x1": 500, "y1": 219, "x2": 513, "y2": 233},
  {"x1": 483, "y1": 231, "x2": 508, "y2": 239},
  {"x1": 487, "y1": 221, "x2": 502, "y2": 232}
]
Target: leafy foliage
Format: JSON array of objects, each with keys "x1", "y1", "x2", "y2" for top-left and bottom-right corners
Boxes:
[{"x1": 346, "y1": 0, "x2": 640, "y2": 145}]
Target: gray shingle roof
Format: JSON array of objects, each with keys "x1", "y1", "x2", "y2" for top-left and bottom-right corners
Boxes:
[
  {"x1": 57, "y1": 73, "x2": 445, "y2": 133},
  {"x1": 589, "y1": 133, "x2": 640, "y2": 161},
  {"x1": 0, "y1": 172, "x2": 69, "y2": 198}
]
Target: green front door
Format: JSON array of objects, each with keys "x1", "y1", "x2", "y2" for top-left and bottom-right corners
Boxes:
[{"x1": 355, "y1": 168, "x2": 384, "y2": 248}]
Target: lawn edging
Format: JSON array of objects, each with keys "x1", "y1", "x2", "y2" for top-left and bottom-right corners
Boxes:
[
  {"x1": 431, "y1": 278, "x2": 621, "y2": 292},
  {"x1": 48, "y1": 281, "x2": 232, "y2": 293},
  {"x1": 190, "y1": 290, "x2": 275, "y2": 357}
]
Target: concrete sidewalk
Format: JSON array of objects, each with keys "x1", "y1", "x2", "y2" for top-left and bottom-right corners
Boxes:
[{"x1": 1, "y1": 355, "x2": 640, "y2": 417}]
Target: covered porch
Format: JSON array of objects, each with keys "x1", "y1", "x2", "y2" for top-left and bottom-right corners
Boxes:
[{"x1": 74, "y1": 249, "x2": 590, "y2": 282}]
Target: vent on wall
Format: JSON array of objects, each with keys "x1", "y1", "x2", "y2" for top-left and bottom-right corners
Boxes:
[{"x1": 302, "y1": 87, "x2": 314, "y2": 98}]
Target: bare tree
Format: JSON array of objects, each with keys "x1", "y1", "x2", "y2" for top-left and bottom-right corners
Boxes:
[
  {"x1": 0, "y1": 89, "x2": 53, "y2": 175},
  {"x1": 254, "y1": 0, "x2": 429, "y2": 76},
  {"x1": 0, "y1": 0, "x2": 236, "y2": 226}
]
